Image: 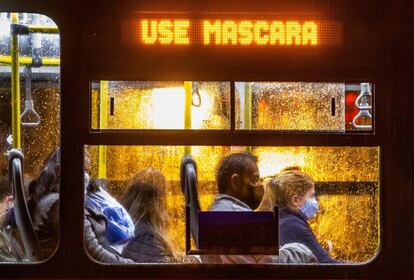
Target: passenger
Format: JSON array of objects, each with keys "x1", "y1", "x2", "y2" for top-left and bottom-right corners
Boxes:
[
  {"x1": 84, "y1": 181, "x2": 134, "y2": 264},
  {"x1": 83, "y1": 150, "x2": 134, "y2": 264},
  {"x1": 261, "y1": 169, "x2": 339, "y2": 263},
  {"x1": 0, "y1": 175, "x2": 15, "y2": 261},
  {"x1": 207, "y1": 153, "x2": 316, "y2": 264},
  {"x1": 26, "y1": 149, "x2": 61, "y2": 259},
  {"x1": 210, "y1": 152, "x2": 263, "y2": 212},
  {"x1": 25, "y1": 148, "x2": 134, "y2": 263},
  {"x1": 120, "y1": 168, "x2": 177, "y2": 263}
]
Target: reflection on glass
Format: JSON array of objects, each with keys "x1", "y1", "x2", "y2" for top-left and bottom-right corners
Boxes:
[
  {"x1": 86, "y1": 145, "x2": 379, "y2": 264},
  {"x1": 235, "y1": 82, "x2": 345, "y2": 131},
  {"x1": 91, "y1": 81, "x2": 230, "y2": 130},
  {"x1": 0, "y1": 12, "x2": 60, "y2": 262}
]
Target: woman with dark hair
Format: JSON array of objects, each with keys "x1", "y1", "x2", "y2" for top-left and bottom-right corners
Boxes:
[
  {"x1": 26, "y1": 148, "x2": 61, "y2": 259},
  {"x1": 25, "y1": 148, "x2": 133, "y2": 263},
  {"x1": 258, "y1": 169, "x2": 338, "y2": 263},
  {"x1": 121, "y1": 167, "x2": 177, "y2": 263}
]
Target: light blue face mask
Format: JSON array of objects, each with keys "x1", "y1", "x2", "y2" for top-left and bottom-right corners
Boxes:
[{"x1": 300, "y1": 197, "x2": 319, "y2": 219}]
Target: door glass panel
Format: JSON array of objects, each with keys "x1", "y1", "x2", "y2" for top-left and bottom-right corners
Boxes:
[{"x1": 0, "y1": 12, "x2": 60, "y2": 262}]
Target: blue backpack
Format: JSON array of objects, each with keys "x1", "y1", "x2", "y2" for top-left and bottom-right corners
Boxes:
[{"x1": 85, "y1": 187, "x2": 134, "y2": 245}]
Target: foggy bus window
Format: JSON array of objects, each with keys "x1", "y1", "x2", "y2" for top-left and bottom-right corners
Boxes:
[
  {"x1": 235, "y1": 82, "x2": 373, "y2": 132},
  {"x1": 90, "y1": 81, "x2": 231, "y2": 130},
  {"x1": 0, "y1": 12, "x2": 60, "y2": 262},
  {"x1": 84, "y1": 145, "x2": 379, "y2": 264}
]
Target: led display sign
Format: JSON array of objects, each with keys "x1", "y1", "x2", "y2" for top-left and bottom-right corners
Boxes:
[
  {"x1": 122, "y1": 16, "x2": 342, "y2": 47},
  {"x1": 140, "y1": 20, "x2": 317, "y2": 46}
]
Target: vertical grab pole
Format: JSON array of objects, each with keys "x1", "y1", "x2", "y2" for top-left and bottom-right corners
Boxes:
[
  {"x1": 98, "y1": 80, "x2": 108, "y2": 178},
  {"x1": 184, "y1": 81, "x2": 192, "y2": 155},
  {"x1": 11, "y1": 13, "x2": 21, "y2": 149},
  {"x1": 244, "y1": 82, "x2": 252, "y2": 153}
]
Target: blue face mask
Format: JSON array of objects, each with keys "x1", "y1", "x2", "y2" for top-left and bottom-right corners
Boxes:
[{"x1": 300, "y1": 197, "x2": 319, "y2": 219}]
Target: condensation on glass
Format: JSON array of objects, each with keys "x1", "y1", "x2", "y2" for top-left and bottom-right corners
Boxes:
[
  {"x1": 235, "y1": 82, "x2": 373, "y2": 131},
  {"x1": 235, "y1": 82, "x2": 345, "y2": 131},
  {"x1": 0, "y1": 12, "x2": 60, "y2": 262},
  {"x1": 85, "y1": 145, "x2": 380, "y2": 264},
  {"x1": 90, "y1": 81, "x2": 231, "y2": 130},
  {"x1": 90, "y1": 81, "x2": 373, "y2": 132}
]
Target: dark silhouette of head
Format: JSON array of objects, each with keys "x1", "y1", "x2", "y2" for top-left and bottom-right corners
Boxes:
[
  {"x1": 27, "y1": 148, "x2": 60, "y2": 213},
  {"x1": 216, "y1": 152, "x2": 263, "y2": 209}
]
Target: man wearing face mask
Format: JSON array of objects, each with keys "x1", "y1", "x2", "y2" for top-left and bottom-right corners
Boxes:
[
  {"x1": 209, "y1": 152, "x2": 264, "y2": 212},
  {"x1": 205, "y1": 153, "x2": 316, "y2": 264},
  {"x1": 266, "y1": 168, "x2": 339, "y2": 263},
  {"x1": 205, "y1": 152, "x2": 267, "y2": 264}
]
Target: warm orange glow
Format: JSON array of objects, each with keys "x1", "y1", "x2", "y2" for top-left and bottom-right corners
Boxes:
[
  {"x1": 202, "y1": 20, "x2": 318, "y2": 46},
  {"x1": 286, "y1": 21, "x2": 302, "y2": 45},
  {"x1": 140, "y1": 19, "x2": 190, "y2": 45},
  {"x1": 222, "y1": 21, "x2": 238, "y2": 45},
  {"x1": 238, "y1": 21, "x2": 253, "y2": 45},
  {"x1": 141, "y1": 20, "x2": 157, "y2": 44},
  {"x1": 140, "y1": 19, "x2": 319, "y2": 46},
  {"x1": 203, "y1": 20, "x2": 222, "y2": 45},
  {"x1": 174, "y1": 20, "x2": 190, "y2": 45},
  {"x1": 148, "y1": 86, "x2": 215, "y2": 129},
  {"x1": 269, "y1": 21, "x2": 285, "y2": 45},
  {"x1": 158, "y1": 20, "x2": 173, "y2": 44},
  {"x1": 254, "y1": 21, "x2": 269, "y2": 45},
  {"x1": 302, "y1": 21, "x2": 318, "y2": 45},
  {"x1": 121, "y1": 17, "x2": 341, "y2": 47}
]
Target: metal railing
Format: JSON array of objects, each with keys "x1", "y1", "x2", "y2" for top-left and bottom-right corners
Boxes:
[
  {"x1": 180, "y1": 156, "x2": 201, "y2": 252},
  {"x1": 8, "y1": 149, "x2": 43, "y2": 261}
]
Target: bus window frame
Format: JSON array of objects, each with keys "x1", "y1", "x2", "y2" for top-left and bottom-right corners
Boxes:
[{"x1": 3, "y1": 0, "x2": 414, "y2": 279}]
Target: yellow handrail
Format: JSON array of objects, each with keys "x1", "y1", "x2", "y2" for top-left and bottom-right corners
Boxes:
[
  {"x1": 11, "y1": 13, "x2": 21, "y2": 149},
  {"x1": 27, "y1": 25, "x2": 59, "y2": 34},
  {"x1": 0, "y1": 55, "x2": 60, "y2": 66},
  {"x1": 184, "y1": 81, "x2": 192, "y2": 155},
  {"x1": 244, "y1": 82, "x2": 252, "y2": 153},
  {"x1": 98, "y1": 81, "x2": 108, "y2": 179}
]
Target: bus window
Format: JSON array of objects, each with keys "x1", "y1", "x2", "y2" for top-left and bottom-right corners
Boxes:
[
  {"x1": 84, "y1": 145, "x2": 379, "y2": 264},
  {"x1": 235, "y1": 82, "x2": 373, "y2": 132},
  {"x1": 0, "y1": 12, "x2": 60, "y2": 262},
  {"x1": 90, "y1": 81, "x2": 230, "y2": 130}
]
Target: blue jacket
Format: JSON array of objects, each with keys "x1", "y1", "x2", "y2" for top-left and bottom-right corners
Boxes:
[{"x1": 279, "y1": 207, "x2": 338, "y2": 263}]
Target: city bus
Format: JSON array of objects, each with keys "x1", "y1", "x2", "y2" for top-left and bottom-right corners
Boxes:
[{"x1": 0, "y1": 0, "x2": 412, "y2": 279}]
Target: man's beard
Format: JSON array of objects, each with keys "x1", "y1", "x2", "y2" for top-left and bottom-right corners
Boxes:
[{"x1": 245, "y1": 186, "x2": 264, "y2": 210}]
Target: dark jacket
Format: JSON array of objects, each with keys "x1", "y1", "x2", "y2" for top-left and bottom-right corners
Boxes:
[
  {"x1": 122, "y1": 222, "x2": 173, "y2": 263},
  {"x1": 31, "y1": 192, "x2": 59, "y2": 259},
  {"x1": 6, "y1": 192, "x2": 59, "y2": 260},
  {"x1": 279, "y1": 207, "x2": 338, "y2": 263}
]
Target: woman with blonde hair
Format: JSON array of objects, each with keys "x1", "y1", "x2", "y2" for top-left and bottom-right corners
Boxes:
[
  {"x1": 121, "y1": 167, "x2": 176, "y2": 263},
  {"x1": 258, "y1": 167, "x2": 338, "y2": 263}
]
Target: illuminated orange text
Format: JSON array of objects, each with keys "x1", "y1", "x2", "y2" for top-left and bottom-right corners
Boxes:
[
  {"x1": 139, "y1": 19, "x2": 318, "y2": 46},
  {"x1": 141, "y1": 20, "x2": 190, "y2": 45},
  {"x1": 203, "y1": 20, "x2": 318, "y2": 46}
]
